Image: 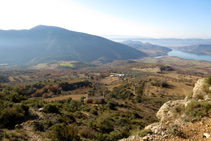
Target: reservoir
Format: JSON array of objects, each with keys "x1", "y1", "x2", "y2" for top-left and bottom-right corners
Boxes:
[{"x1": 156, "y1": 50, "x2": 211, "y2": 62}]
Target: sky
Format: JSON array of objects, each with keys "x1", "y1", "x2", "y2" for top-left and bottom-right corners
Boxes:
[{"x1": 0, "y1": 0, "x2": 210, "y2": 38}]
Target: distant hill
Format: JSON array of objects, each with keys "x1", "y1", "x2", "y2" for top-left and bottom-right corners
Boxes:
[
  {"x1": 108, "y1": 37, "x2": 211, "y2": 47},
  {"x1": 176, "y1": 44, "x2": 211, "y2": 55},
  {"x1": 122, "y1": 40, "x2": 172, "y2": 57},
  {"x1": 0, "y1": 25, "x2": 147, "y2": 66}
]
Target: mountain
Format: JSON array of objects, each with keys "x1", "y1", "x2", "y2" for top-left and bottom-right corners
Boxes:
[
  {"x1": 176, "y1": 44, "x2": 211, "y2": 55},
  {"x1": 0, "y1": 25, "x2": 147, "y2": 66},
  {"x1": 122, "y1": 40, "x2": 172, "y2": 57}
]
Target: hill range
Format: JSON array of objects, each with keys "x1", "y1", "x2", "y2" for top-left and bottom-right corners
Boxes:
[
  {"x1": 122, "y1": 40, "x2": 172, "y2": 57},
  {"x1": 175, "y1": 44, "x2": 211, "y2": 55},
  {"x1": 0, "y1": 25, "x2": 147, "y2": 66}
]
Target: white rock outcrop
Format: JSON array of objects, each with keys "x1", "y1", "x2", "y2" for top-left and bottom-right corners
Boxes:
[
  {"x1": 156, "y1": 100, "x2": 185, "y2": 122},
  {"x1": 192, "y1": 78, "x2": 205, "y2": 98}
]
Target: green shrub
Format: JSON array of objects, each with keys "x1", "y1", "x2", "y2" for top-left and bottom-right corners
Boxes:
[
  {"x1": 0, "y1": 104, "x2": 29, "y2": 128},
  {"x1": 96, "y1": 114, "x2": 114, "y2": 133},
  {"x1": 43, "y1": 103, "x2": 60, "y2": 114},
  {"x1": 185, "y1": 101, "x2": 211, "y2": 119},
  {"x1": 108, "y1": 131, "x2": 121, "y2": 141},
  {"x1": 106, "y1": 101, "x2": 117, "y2": 110},
  {"x1": 139, "y1": 129, "x2": 152, "y2": 137},
  {"x1": 49, "y1": 123, "x2": 81, "y2": 141},
  {"x1": 90, "y1": 109, "x2": 98, "y2": 115},
  {"x1": 206, "y1": 76, "x2": 211, "y2": 85},
  {"x1": 79, "y1": 126, "x2": 96, "y2": 139},
  {"x1": 96, "y1": 133, "x2": 108, "y2": 141},
  {"x1": 58, "y1": 113, "x2": 75, "y2": 124},
  {"x1": 169, "y1": 124, "x2": 188, "y2": 139}
]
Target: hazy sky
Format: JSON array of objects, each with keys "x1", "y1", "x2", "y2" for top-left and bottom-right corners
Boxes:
[{"x1": 0, "y1": 0, "x2": 210, "y2": 38}]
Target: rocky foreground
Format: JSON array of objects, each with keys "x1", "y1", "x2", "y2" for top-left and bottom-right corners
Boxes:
[{"x1": 120, "y1": 78, "x2": 211, "y2": 141}]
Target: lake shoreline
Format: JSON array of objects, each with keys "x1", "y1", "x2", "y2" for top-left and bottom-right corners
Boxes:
[{"x1": 155, "y1": 50, "x2": 211, "y2": 62}]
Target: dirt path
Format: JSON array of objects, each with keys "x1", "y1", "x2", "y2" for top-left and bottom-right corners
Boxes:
[
  {"x1": 21, "y1": 108, "x2": 45, "y2": 141},
  {"x1": 22, "y1": 121, "x2": 43, "y2": 141}
]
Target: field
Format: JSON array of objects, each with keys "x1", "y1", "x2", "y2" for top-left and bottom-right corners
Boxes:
[{"x1": 140, "y1": 56, "x2": 211, "y2": 74}]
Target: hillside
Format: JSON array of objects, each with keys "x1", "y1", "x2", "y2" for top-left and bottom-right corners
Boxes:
[
  {"x1": 0, "y1": 25, "x2": 147, "y2": 66},
  {"x1": 176, "y1": 44, "x2": 211, "y2": 55},
  {"x1": 122, "y1": 40, "x2": 172, "y2": 57},
  {"x1": 121, "y1": 77, "x2": 211, "y2": 141}
]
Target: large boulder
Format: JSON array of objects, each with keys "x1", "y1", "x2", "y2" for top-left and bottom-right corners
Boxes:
[
  {"x1": 156, "y1": 100, "x2": 185, "y2": 122},
  {"x1": 192, "y1": 78, "x2": 206, "y2": 99}
]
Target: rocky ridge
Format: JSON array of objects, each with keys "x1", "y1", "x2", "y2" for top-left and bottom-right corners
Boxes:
[{"x1": 120, "y1": 78, "x2": 211, "y2": 141}]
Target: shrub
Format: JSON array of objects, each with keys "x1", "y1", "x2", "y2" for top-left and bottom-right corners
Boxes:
[
  {"x1": 90, "y1": 109, "x2": 98, "y2": 115},
  {"x1": 58, "y1": 113, "x2": 75, "y2": 124},
  {"x1": 49, "y1": 123, "x2": 81, "y2": 141},
  {"x1": 120, "y1": 126, "x2": 130, "y2": 138},
  {"x1": 172, "y1": 104, "x2": 185, "y2": 115},
  {"x1": 79, "y1": 126, "x2": 96, "y2": 139},
  {"x1": 106, "y1": 101, "x2": 117, "y2": 110},
  {"x1": 109, "y1": 131, "x2": 121, "y2": 141},
  {"x1": 185, "y1": 101, "x2": 211, "y2": 119},
  {"x1": 206, "y1": 76, "x2": 211, "y2": 85},
  {"x1": 96, "y1": 133, "x2": 108, "y2": 141},
  {"x1": 96, "y1": 114, "x2": 114, "y2": 133},
  {"x1": 139, "y1": 129, "x2": 152, "y2": 137},
  {"x1": 169, "y1": 124, "x2": 188, "y2": 139},
  {"x1": 43, "y1": 103, "x2": 60, "y2": 114},
  {"x1": 0, "y1": 104, "x2": 29, "y2": 128}
]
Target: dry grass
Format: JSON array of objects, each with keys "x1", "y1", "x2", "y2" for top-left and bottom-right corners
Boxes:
[
  {"x1": 100, "y1": 76, "x2": 120, "y2": 84},
  {"x1": 132, "y1": 66, "x2": 161, "y2": 73}
]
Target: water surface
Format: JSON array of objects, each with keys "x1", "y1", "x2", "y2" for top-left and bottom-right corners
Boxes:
[{"x1": 156, "y1": 50, "x2": 211, "y2": 62}]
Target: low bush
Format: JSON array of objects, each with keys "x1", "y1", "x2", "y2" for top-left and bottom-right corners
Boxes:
[
  {"x1": 49, "y1": 123, "x2": 81, "y2": 141},
  {"x1": 0, "y1": 104, "x2": 29, "y2": 128},
  {"x1": 96, "y1": 114, "x2": 114, "y2": 133},
  {"x1": 139, "y1": 129, "x2": 152, "y2": 137},
  {"x1": 43, "y1": 103, "x2": 60, "y2": 114},
  {"x1": 206, "y1": 76, "x2": 211, "y2": 85},
  {"x1": 185, "y1": 101, "x2": 211, "y2": 119}
]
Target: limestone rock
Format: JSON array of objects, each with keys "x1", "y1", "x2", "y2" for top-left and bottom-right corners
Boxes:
[
  {"x1": 203, "y1": 133, "x2": 211, "y2": 138},
  {"x1": 156, "y1": 100, "x2": 185, "y2": 122},
  {"x1": 142, "y1": 136, "x2": 148, "y2": 140},
  {"x1": 193, "y1": 78, "x2": 205, "y2": 98}
]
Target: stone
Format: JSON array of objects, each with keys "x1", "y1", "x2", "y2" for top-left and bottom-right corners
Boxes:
[
  {"x1": 143, "y1": 136, "x2": 148, "y2": 141},
  {"x1": 193, "y1": 78, "x2": 206, "y2": 98},
  {"x1": 165, "y1": 121, "x2": 170, "y2": 125},
  {"x1": 200, "y1": 122, "x2": 204, "y2": 125},
  {"x1": 205, "y1": 97, "x2": 211, "y2": 101},
  {"x1": 39, "y1": 108, "x2": 44, "y2": 112},
  {"x1": 15, "y1": 124, "x2": 22, "y2": 129},
  {"x1": 203, "y1": 133, "x2": 211, "y2": 138},
  {"x1": 156, "y1": 100, "x2": 185, "y2": 122}
]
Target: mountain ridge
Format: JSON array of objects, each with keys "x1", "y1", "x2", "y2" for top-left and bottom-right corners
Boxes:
[
  {"x1": 122, "y1": 40, "x2": 172, "y2": 57},
  {"x1": 176, "y1": 44, "x2": 211, "y2": 55},
  {"x1": 0, "y1": 25, "x2": 147, "y2": 66}
]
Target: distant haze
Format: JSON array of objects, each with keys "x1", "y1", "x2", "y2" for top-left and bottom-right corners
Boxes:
[{"x1": 110, "y1": 37, "x2": 211, "y2": 47}]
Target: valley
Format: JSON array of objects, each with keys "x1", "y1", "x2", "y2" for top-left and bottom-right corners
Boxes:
[{"x1": 0, "y1": 57, "x2": 209, "y2": 140}]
